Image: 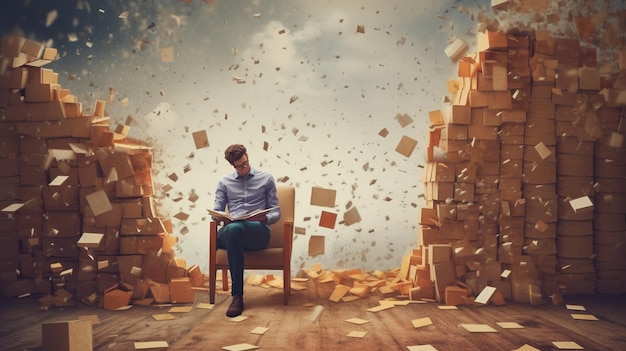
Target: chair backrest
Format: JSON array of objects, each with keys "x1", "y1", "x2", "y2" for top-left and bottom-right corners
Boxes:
[{"x1": 267, "y1": 185, "x2": 295, "y2": 248}]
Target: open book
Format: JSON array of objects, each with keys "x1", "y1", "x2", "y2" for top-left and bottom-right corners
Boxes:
[{"x1": 207, "y1": 206, "x2": 278, "y2": 221}]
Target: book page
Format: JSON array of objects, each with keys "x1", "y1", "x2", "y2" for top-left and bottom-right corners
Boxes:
[{"x1": 207, "y1": 206, "x2": 278, "y2": 221}]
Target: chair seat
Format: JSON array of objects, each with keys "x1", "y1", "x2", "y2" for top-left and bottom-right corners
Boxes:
[{"x1": 215, "y1": 248, "x2": 285, "y2": 268}]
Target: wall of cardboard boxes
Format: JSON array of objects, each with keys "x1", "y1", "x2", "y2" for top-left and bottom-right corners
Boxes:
[
  {"x1": 0, "y1": 36, "x2": 204, "y2": 310},
  {"x1": 416, "y1": 29, "x2": 625, "y2": 304}
]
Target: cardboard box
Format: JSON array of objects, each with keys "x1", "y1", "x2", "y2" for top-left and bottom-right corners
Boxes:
[
  {"x1": 419, "y1": 227, "x2": 442, "y2": 247},
  {"x1": 443, "y1": 105, "x2": 471, "y2": 124},
  {"x1": 527, "y1": 101, "x2": 555, "y2": 119},
  {"x1": 522, "y1": 161, "x2": 556, "y2": 184},
  {"x1": 43, "y1": 212, "x2": 81, "y2": 237},
  {"x1": 456, "y1": 203, "x2": 479, "y2": 220},
  {"x1": 595, "y1": 161, "x2": 626, "y2": 178},
  {"x1": 169, "y1": 277, "x2": 195, "y2": 303},
  {"x1": 579, "y1": 67, "x2": 600, "y2": 90},
  {"x1": 440, "y1": 219, "x2": 465, "y2": 240},
  {"x1": 558, "y1": 258, "x2": 595, "y2": 274},
  {"x1": 432, "y1": 260, "x2": 457, "y2": 302},
  {"x1": 187, "y1": 264, "x2": 204, "y2": 287},
  {"x1": 426, "y1": 182, "x2": 453, "y2": 201},
  {"x1": 436, "y1": 203, "x2": 457, "y2": 220},
  {"x1": 42, "y1": 237, "x2": 78, "y2": 258},
  {"x1": 428, "y1": 244, "x2": 452, "y2": 265},
  {"x1": 453, "y1": 182, "x2": 474, "y2": 203},
  {"x1": 525, "y1": 221, "x2": 556, "y2": 239},
  {"x1": 525, "y1": 119, "x2": 556, "y2": 145},
  {"x1": 149, "y1": 282, "x2": 171, "y2": 303},
  {"x1": 120, "y1": 235, "x2": 163, "y2": 255},
  {"x1": 478, "y1": 30, "x2": 507, "y2": 51},
  {"x1": 525, "y1": 144, "x2": 556, "y2": 162},
  {"x1": 477, "y1": 161, "x2": 500, "y2": 175},
  {"x1": 120, "y1": 218, "x2": 164, "y2": 235},
  {"x1": 522, "y1": 183, "x2": 557, "y2": 199},
  {"x1": 524, "y1": 197, "x2": 558, "y2": 223},
  {"x1": 42, "y1": 319, "x2": 92, "y2": 351},
  {"x1": 557, "y1": 176, "x2": 594, "y2": 198},
  {"x1": 445, "y1": 285, "x2": 469, "y2": 305},
  {"x1": 557, "y1": 154, "x2": 593, "y2": 176},
  {"x1": 468, "y1": 125, "x2": 499, "y2": 140},
  {"x1": 593, "y1": 213, "x2": 626, "y2": 231},
  {"x1": 500, "y1": 143, "x2": 524, "y2": 160},
  {"x1": 103, "y1": 288, "x2": 133, "y2": 311},
  {"x1": 440, "y1": 124, "x2": 467, "y2": 140},
  {"x1": 595, "y1": 193, "x2": 626, "y2": 214},
  {"x1": 500, "y1": 158, "x2": 523, "y2": 178}
]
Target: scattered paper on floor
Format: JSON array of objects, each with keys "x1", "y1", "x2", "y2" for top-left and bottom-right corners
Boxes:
[
  {"x1": 229, "y1": 315, "x2": 249, "y2": 323},
  {"x1": 347, "y1": 330, "x2": 368, "y2": 338},
  {"x1": 460, "y1": 324, "x2": 497, "y2": 333},
  {"x1": 152, "y1": 313, "x2": 175, "y2": 321},
  {"x1": 571, "y1": 313, "x2": 598, "y2": 321},
  {"x1": 134, "y1": 341, "x2": 169, "y2": 349},
  {"x1": 496, "y1": 322, "x2": 524, "y2": 329},
  {"x1": 169, "y1": 306, "x2": 193, "y2": 313},
  {"x1": 411, "y1": 317, "x2": 433, "y2": 328},
  {"x1": 552, "y1": 341, "x2": 583, "y2": 350},
  {"x1": 345, "y1": 317, "x2": 370, "y2": 325},
  {"x1": 407, "y1": 345, "x2": 438, "y2": 351},
  {"x1": 222, "y1": 343, "x2": 260, "y2": 351},
  {"x1": 250, "y1": 326, "x2": 269, "y2": 335}
]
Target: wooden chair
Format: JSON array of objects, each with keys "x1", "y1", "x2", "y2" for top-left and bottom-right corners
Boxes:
[{"x1": 208, "y1": 185, "x2": 295, "y2": 305}]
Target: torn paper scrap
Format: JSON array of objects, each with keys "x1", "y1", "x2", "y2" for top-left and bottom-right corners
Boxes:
[{"x1": 308, "y1": 235, "x2": 325, "y2": 257}]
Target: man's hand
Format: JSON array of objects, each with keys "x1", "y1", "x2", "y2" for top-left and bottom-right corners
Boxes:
[
  {"x1": 217, "y1": 218, "x2": 232, "y2": 226},
  {"x1": 246, "y1": 213, "x2": 267, "y2": 223}
]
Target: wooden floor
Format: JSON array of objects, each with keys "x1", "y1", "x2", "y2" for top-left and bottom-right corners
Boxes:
[{"x1": 1, "y1": 281, "x2": 626, "y2": 351}]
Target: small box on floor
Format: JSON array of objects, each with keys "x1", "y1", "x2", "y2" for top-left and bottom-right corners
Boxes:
[{"x1": 42, "y1": 319, "x2": 92, "y2": 351}]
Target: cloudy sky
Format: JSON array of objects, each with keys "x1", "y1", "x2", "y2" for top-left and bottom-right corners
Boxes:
[{"x1": 2, "y1": 0, "x2": 620, "y2": 273}]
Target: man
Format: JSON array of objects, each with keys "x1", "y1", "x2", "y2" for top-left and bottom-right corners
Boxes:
[{"x1": 212, "y1": 144, "x2": 281, "y2": 317}]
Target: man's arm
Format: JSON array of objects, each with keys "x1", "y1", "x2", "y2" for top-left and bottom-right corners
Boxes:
[
  {"x1": 264, "y1": 177, "x2": 281, "y2": 225},
  {"x1": 212, "y1": 180, "x2": 231, "y2": 225}
]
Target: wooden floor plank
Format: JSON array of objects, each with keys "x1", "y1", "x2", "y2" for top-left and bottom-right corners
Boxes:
[{"x1": 1, "y1": 285, "x2": 625, "y2": 351}]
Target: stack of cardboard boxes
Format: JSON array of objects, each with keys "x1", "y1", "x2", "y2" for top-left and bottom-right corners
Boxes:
[
  {"x1": 0, "y1": 36, "x2": 202, "y2": 309},
  {"x1": 593, "y1": 93, "x2": 626, "y2": 294},
  {"x1": 418, "y1": 30, "x2": 625, "y2": 305}
]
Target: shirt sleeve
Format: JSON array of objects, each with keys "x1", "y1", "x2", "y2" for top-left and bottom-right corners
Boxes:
[
  {"x1": 265, "y1": 176, "x2": 281, "y2": 225},
  {"x1": 212, "y1": 179, "x2": 228, "y2": 220}
]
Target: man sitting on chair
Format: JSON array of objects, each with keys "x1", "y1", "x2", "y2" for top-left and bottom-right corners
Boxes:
[{"x1": 212, "y1": 144, "x2": 281, "y2": 317}]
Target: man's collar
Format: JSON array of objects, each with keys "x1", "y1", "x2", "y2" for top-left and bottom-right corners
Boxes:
[{"x1": 235, "y1": 167, "x2": 256, "y2": 179}]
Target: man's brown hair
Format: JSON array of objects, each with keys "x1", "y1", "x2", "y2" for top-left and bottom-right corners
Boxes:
[{"x1": 224, "y1": 144, "x2": 247, "y2": 164}]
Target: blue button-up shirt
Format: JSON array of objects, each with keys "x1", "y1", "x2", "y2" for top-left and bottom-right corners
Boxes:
[{"x1": 213, "y1": 167, "x2": 281, "y2": 226}]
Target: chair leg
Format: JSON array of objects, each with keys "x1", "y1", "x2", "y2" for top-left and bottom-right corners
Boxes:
[
  {"x1": 209, "y1": 268, "x2": 216, "y2": 304},
  {"x1": 222, "y1": 269, "x2": 229, "y2": 291},
  {"x1": 283, "y1": 270, "x2": 289, "y2": 305}
]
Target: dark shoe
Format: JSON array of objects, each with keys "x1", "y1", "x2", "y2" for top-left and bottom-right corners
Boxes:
[{"x1": 226, "y1": 296, "x2": 244, "y2": 317}]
